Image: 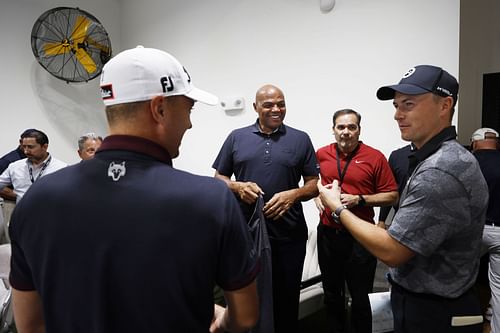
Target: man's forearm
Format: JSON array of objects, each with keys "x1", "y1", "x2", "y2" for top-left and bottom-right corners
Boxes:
[
  {"x1": 292, "y1": 176, "x2": 319, "y2": 202},
  {"x1": 0, "y1": 187, "x2": 16, "y2": 201},
  {"x1": 362, "y1": 191, "x2": 398, "y2": 207},
  {"x1": 12, "y1": 289, "x2": 46, "y2": 333}
]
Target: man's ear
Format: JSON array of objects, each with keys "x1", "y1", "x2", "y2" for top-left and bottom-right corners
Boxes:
[
  {"x1": 253, "y1": 102, "x2": 257, "y2": 111},
  {"x1": 150, "y1": 96, "x2": 165, "y2": 123},
  {"x1": 441, "y1": 96, "x2": 453, "y2": 114},
  {"x1": 436, "y1": 96, "x2": 453, "y2": 122}
]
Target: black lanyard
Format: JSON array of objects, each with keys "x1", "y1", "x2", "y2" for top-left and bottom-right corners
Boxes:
[
  {"x1": 28, "y1": 155, "x2": 52, "y2": 183},
  {"x1": 335, "y1": 144, "x2": 359, "y2": 186}
]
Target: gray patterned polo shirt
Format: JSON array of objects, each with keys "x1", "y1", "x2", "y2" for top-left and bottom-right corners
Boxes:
[{"x1": 389, "y1": 139, "x2": 488, "y2": 298}]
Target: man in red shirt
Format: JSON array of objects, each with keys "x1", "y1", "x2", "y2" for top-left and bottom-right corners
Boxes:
[{"x1": 315, "y1": 108, "x2": 398, "y2": 333}]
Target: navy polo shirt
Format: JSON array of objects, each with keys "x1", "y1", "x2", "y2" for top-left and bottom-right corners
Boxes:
[
  {"x1": 473, "y1": 149, "x2": 500, "y2": 223},
  {"x1": 10, "y1": 135, "x2": 258, "y2": 332},
  {"x1": 213, "y1": 121, "x2": 319, "y2": 240},
  {"x1": 0, "y1": 147, "x2": 25, "y2": 174}
]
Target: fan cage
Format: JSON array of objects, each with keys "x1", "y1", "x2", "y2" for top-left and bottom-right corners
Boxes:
[{"x1": 31, "y1": 7, "x2": 112, "y2": 83}]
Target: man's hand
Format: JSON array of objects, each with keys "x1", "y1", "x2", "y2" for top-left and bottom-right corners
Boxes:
[
  {"x1": 263, "y1": 189, "x2": 296, "y2": 220},
  {"x1": 313, "y1": 196, "x2": 324, "y2": 213},
  {"x1": 210, "y1": 304, "x2": 227, "y2": 333},
  {"x1": 237, "y1": 182, "x2": 264, "y2": 205},
  {"x1": 340, "y1": 193, "x2": 361, "y2": 208},
  {"x1": 214, "y1": 172, "x2": 263, "y2": 205},
  {"x1": 317, "y1": 179, "x2": 342, "y2": 211},
  {"x1": 0, "y1": 187, "x2": 16, "y2": 201}
]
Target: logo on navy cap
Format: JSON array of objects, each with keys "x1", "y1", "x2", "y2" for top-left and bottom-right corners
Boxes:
[{"x1": 403, "y1": 67, "x2": 416, "y2": 78}]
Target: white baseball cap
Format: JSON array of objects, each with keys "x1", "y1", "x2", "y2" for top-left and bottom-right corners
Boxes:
[
  {"x1": 100, "y1": 46, "x2": 218, "y2": 106},
  {"x1": 471, "y1": 127, "x2": 499, "y2": 141}
]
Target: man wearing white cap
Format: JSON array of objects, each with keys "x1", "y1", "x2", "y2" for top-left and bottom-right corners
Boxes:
[
  {"x1": 317, "y1": 65, "x2": 488, "y2": 332},
  {"x1": 471, "y1": 127, "x2": 500, "y2": 333},
  {"x1": 9, "y1": 46, "x2": 258, "y2": 333}
]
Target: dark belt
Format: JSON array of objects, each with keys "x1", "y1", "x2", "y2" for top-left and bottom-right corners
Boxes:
[
  {"x1": 387, "y1": 273, "x2": 462, "y2": 301},
  {"x1": 485, "y1": 219, "x2": 498, "y2": 227}
]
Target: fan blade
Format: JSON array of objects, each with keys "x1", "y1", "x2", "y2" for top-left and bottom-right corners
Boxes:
[
  {"x1": 74, "y1": 48, "x2": 97, "y2": 73},
  {"x1": 86, "y1": 36, "x2": 110, "y2": 54},
  {"x1": 43, "y1": 41, "x2": 71, "y2": 56},
  {"x1": 71, "y1": 15, "x2": 91, "y2": 44}
]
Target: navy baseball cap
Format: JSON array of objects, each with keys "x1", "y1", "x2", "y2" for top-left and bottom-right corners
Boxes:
[{"x1": 377, "y1": 65, "x2": 459, "y2": 106}]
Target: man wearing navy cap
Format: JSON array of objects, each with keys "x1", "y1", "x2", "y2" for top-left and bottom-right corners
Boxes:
[
  {"x1": 317, "y1": 65, "x2": 488, "y2": 332},
  {"x1": 9, "y1": 47, "x2": 259, "y2": 333}
]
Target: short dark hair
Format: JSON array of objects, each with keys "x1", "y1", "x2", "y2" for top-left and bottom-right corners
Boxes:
[
  {"x1": 22, "y1": 129, "x2": 49, "y2": 145},
  {"x1": 332, "y1": 109, "x2": 362, "y2": 126}
]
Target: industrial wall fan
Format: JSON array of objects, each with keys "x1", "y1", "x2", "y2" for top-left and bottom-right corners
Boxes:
[{"x1": 31, "y1": 7, "x2": 112, "y2": 83}]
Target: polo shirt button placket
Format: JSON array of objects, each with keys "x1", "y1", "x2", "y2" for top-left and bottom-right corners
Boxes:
[{"x1": 264, "y1": 140, "x2": 271, "y2": 163}]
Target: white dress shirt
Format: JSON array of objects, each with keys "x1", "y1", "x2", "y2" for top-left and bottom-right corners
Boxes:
[{"x1": 0, "y1": 154, "x2": 67, "y2": 202}]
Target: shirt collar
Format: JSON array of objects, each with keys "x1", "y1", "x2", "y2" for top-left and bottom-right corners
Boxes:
[
  {"x1": 251, "y1": 119, "x2": 286, "y2": 135},
  {"x1": 97, "y1": 135, "x2": 172, "y2": 166},
  {"x1": 333, "y1": 142, "x2": 362, "y2": 159},
  {"x1": 408, "y1": 126, "x2": 457, "y2": 175},
  {"x1": 26, "y1": 153, "x2": 51, "y2": 167}
]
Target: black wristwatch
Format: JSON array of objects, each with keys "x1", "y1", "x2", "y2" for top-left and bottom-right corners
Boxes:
[
  {"x1": 331, "y1": 205, "x2": 348, "y2": 224},
  {"x1": 358, "y1": 194, "x2": 366, "y2": 206}
]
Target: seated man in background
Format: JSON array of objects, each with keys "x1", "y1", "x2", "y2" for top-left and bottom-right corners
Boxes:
[
  {"x1": 10, "y1": 46, "x2": 259, "y2": 333},
  {"x1": 77, "y1": 132, "x2": 103, "y2": 160},
  {"x1": 0, "y1": 129, "x2": 67, "y2": 203}
]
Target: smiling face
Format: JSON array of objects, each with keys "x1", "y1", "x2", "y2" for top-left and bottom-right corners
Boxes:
[
  {"x1": 393, "y1": 92, "x2": 452, "y2": 149},
  {"x1": 253, "y1": 85, "x2": 286, "y2": 134},
  {"x1": 333, "y1": 113, "x2": 361, "y2": 154}
]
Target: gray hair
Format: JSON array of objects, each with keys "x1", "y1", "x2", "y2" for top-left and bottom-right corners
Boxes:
[{"x1": 78, "y1": 132, "x2": 103, "y2": 150}]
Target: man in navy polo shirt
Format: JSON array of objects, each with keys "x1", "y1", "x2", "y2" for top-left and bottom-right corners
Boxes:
[
  {"x1": 10, "y1": 46, "x2": 259, "y2": 333},
  {"x1": 213, "y1": 84, "x2": 319, "y2": 333}
]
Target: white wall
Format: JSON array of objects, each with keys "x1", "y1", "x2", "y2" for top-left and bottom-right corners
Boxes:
[
  {"x1": 120, "y1": 0, "x2": 459, "y2": 226},
  {"x1": 458, "y1": 0, "x2": 500, "y2": 144},
  {"x1": 1, "y1": 0, "x2": 459, "y2": 226},
  {"x1": 0, "y1": 0, "x2": 121, "y2": 164}
]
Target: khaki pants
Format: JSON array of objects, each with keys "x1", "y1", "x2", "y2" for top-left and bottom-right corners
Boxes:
[{"x1": 1, "y1": 200, "x2": 15, "y2": 243}]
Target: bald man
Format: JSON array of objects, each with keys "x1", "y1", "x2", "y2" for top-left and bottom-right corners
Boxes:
[{"x1": 213, "y1": 84, "x2": 319, "y2": 333}]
